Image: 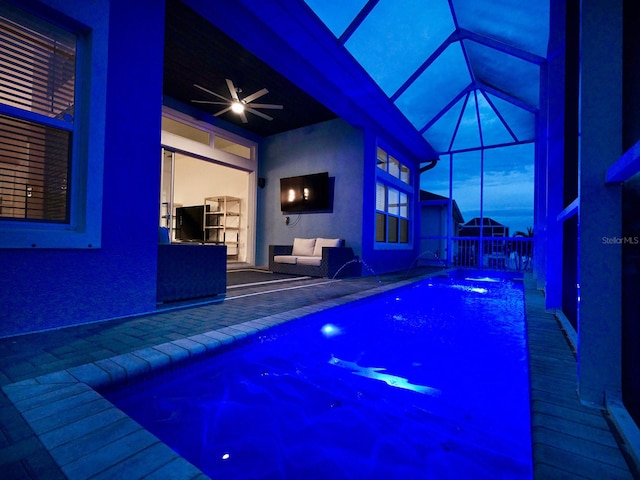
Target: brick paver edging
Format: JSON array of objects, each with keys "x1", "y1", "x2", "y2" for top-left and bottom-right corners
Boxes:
[{"x1": 2, "y1": 275, "x2": 426, "y2": 480}]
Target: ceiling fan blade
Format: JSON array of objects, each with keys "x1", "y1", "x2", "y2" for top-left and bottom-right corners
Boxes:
[
  {"x1": 191, "y1": 100, "x2": 229, "y2": 105},
  {"x1": 239, "y1": 111, "x2": 248, "y2": 123},
  {"x1": 226, "y1": 78, "x2": 240, "y2": 102},
  {"x1": 213, "y1": 106, "x2": 232, "y2": 116},
  {"x1": 246, "y1": 107, "x2": 273, "y2": 121},
  {"x1": 193, "y1": 84, "x2": 230, "y2": 102},
  {"x1": 249, "y1": 103, "x2": 283, "y2": 110},
  {"x1": 242, "y1": 88, "x2": 269, "y2": 104}
]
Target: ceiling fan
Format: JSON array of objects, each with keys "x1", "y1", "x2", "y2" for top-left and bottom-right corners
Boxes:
[{"x1": 192, "y1": 79, "x2": 283, "y2": 123}]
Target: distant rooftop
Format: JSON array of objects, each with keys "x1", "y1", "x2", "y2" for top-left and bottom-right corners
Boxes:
[{"x1": 420, "y1": 190, "x2": 464, "y2": 224}]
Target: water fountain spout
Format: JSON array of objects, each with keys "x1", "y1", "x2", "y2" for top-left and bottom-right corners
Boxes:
[
  {"x1": 330, "y1": 258, "x2": 380, "y2": 283},
  {"x1": 404, "y1": 251, "x2": 447, "y2": 278}
]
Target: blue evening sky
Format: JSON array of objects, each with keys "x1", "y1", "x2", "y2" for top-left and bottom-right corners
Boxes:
[{"x1": 303, "y1": 0, "x2": 546, "y2": 235}]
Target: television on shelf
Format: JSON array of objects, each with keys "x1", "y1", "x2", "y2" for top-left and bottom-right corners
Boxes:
[{"x1": 280, "y1": 172, "x2": 331, "y2": 213}]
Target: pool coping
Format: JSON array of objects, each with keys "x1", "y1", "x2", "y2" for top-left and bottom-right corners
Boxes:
[{"x1": 2, "y1": 274, "x2": 436, "y2": 480}]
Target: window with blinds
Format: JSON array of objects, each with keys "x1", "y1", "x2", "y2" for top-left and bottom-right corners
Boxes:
[{"x1": 0, "y1": 4, "x2": 76, "y2": 222}]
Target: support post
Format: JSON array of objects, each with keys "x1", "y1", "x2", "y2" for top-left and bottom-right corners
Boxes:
[{"x1": 577, "y1": 0, "x2": 623, "y2": 407}]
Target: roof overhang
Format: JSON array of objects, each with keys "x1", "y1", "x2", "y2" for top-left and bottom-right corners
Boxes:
[{"x1": 182, "y1": 0, "x2": 440, "y2": 161}]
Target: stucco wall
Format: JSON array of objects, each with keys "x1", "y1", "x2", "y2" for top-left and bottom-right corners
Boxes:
[
  {"x1": 256, "y1": 118, "x2": 423, "y2": 276},
  {"x1": 0, "y1": 0, "x2": 165, "y2": 337},
  {"x1": 256, "y1": 119, "x2": 365, "y2": 266}
]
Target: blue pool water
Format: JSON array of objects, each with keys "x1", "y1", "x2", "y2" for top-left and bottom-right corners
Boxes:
[{"x1": 104, "y1": 273, "x2": 532, "y2": 479}]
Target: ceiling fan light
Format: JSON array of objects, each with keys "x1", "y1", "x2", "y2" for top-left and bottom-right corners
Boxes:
[{"x1": 231, "y1": 102, "x2": 244, "y2": 114}]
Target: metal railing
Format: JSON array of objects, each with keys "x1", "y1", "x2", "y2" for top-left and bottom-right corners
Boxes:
[{"x1": 417, "y1": 236, "x2": 533, "y2": 272}]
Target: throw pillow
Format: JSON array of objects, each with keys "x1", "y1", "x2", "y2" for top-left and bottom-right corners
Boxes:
[
  {"x1": 312, "y1": 238, "x2": 341, "y2": 257},
  {"x1": 292, "y1": 237, "x2": 316, "y2": 256}
]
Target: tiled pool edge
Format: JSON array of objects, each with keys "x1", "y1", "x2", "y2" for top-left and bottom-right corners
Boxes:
[{"x1": 2, "y1": 274, "x2": 433, "y2": 480}]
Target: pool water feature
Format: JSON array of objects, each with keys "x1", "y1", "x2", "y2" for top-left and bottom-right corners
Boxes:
[{"x1": 104, "y1": 273, "x2": 532, "y2": 479}]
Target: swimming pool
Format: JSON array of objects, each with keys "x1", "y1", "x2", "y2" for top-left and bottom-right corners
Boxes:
[{"x1": 104, "y1": 272, "x2": 532, "y2": 479}]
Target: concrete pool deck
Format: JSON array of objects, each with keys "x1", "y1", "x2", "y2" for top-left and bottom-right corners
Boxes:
[{"x1": 0, "y1": 269, "x2": 636, "y2": 479}]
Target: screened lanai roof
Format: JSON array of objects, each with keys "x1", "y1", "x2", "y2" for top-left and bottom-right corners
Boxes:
[{"x1": 302, "y1": 0, "x2": 549, "y2": 155}]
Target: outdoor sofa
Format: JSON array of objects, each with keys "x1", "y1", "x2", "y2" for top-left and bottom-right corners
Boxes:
[{"x1": 269, "y1": 237, "x2": 358, "y2": 278}]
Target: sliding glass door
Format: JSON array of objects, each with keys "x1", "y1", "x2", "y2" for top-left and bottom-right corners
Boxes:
[
  {"x1": 159, "y1": 148, "x2": 254, "y2": 264},
  {"x1": 160, "y1": 109, "x2": 257, "y2": 265}
]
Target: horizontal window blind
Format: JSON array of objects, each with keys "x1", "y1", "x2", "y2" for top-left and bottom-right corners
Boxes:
[
  {"x1": 0, "y1": 5, "x2": 76, "y2": 120},
  {"x1": 0, "y1": 3, "x2": 76, "y2": 222},
  {"x1": 0, "y1": 114, "x2": 70, "y2": 221}
]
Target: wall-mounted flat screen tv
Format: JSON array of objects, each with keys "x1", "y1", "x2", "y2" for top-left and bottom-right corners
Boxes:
[{"x1": 280, "y1": 172, "x2": 331, "y2": 213}]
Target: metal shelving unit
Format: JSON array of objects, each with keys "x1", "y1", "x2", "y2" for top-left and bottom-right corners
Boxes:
[{"x1": 203, "y1": 196, "x2": 240, "y2": 258}]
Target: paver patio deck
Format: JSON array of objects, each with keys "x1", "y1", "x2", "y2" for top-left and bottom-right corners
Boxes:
[{"x1": 0, "y1": 269, "x2": 637, "y2": 479}]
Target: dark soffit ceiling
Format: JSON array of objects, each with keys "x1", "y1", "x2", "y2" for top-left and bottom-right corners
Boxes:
[{"x1": 163, "y1": 0, "x2": 338, "y2": 138}]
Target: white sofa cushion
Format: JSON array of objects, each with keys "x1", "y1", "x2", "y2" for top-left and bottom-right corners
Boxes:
[
  {"x1": 312, "y1": 237, "x2": 341, "y2": 257},
  {"x1": 274, "y1": 255, "x2": 297, "y2": 264},
  {"x1": 296, "y1": 256, "x2": 322, "y2": 266},
  {"x1": 292, "y1": 237, "x2": 316, "y2": 256}
]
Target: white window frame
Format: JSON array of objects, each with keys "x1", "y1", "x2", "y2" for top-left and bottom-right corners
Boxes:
[
  {"x1": 0, "y1": 0, "x2": 109, "y2": 249},
  {"x1": 160, "y1": 107, "x2": 259, "y2": 265},
  {"x1": 375, "y1": 145, "x2": 413, "y2": 249},
  {"x1": 161, "y1": 107, "x2": 257, "y2": 169}
]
